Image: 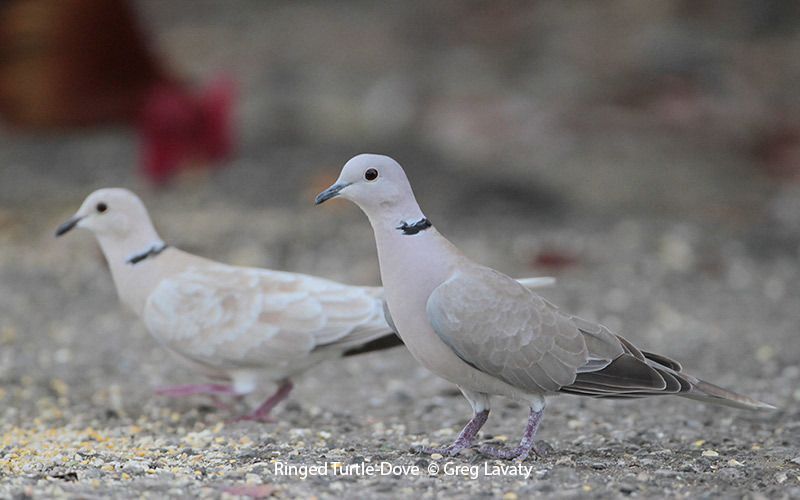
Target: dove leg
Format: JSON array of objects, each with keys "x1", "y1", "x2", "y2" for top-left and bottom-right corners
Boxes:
[
  {"x1": 235, "y1": 379, "x2": 294, "y2": 423},
  {"x1": 419, "y1": 409, "x2": 489, "y2": 456},
  {"x1": 154, "y1": 383, "x2": 236, "y2": 397},
  {"x1": 479, "y1": 407, "x2": 544, "y2": 460}
]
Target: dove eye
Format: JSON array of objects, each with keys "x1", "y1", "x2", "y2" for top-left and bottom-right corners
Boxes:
[
  {"x1": 96, "y1": 202, "x2": 108, "y2": 213},
  {"x1": 364, "y1": 168, "x2": 379, "y2": 181}
]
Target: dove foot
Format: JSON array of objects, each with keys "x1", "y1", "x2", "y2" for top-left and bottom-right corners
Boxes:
[
  {"x1": 415, "y1": 409, "x2": 489, "y2": 457},
  {"x1": 154, "y1": 383, "x2": 236, "y2": 397},
  {"x1": 231, "y1": 379, "x2": 293, "y2": 423},
  {"x1": 478, "y1": 408, "x2": 543, "y2": 461}
]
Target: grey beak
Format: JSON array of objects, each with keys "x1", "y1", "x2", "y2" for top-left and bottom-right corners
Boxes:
[
  {"x1": 315, "y1": 182, "x2": 350, "y2": 205},
  {"x1": 55, "y1": 216, "x2": 83, "y2": 237}
]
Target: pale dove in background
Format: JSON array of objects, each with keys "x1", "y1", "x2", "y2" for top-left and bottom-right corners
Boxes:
[
  {"x1": 56, "y1": 188, "x2": 555, "y2": 421},
  {"x1": 316, "y1": 154, "x2": 776, "y2": 460}
]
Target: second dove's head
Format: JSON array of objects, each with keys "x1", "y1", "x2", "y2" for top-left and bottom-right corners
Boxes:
[
  {"x1": 55, "y1": 188, "x2": 150, "y2": 239},
  {"x1": 315, "y1": 154, "x2": 415, "y2": 212}
]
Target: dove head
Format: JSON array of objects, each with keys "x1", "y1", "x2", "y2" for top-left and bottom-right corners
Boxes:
[
  {"x1": 55, "y1": 188, "x2": 157, "y2": 241},
  {"x1": 315, "y1": 154, "x2": 423, "y2": 220}
]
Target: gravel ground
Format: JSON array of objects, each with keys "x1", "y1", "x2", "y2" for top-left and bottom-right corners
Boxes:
[
  {"x1": 2, "y1": 1, "x2": 800, "y2": 498},
  {"x1": 1, "y1": 139, "x2": 799, "y2": 498}
]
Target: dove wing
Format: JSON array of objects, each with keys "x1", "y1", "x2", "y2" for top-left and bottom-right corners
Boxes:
[
  {"x1": 426, "y1": 266, "x2": 588, "y2": 394},
  {"x1": 143, "y1": 263, "x2": 393, "y2": 370}
]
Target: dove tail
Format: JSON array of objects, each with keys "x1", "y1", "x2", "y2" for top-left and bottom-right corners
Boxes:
[
  {"x1": 682, "y1": 378, "x2": 778, "y2": 411},
  {"x1": 341, "y1": 333, "x2": 404, "y2": 357},
  {"x1": 561, "y1": 332, "x2": 777, "y2": 411}
]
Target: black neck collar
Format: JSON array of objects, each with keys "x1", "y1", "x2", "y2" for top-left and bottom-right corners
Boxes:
[
  {"x1": 127, "y1": 241, "x2": 169, "y2": 265},
  {"x1": 396, "y1": 217, "x2": 432, "y2": 235}
]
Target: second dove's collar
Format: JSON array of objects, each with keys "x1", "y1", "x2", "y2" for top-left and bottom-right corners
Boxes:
[{"x1": 127, "y1": 241, "x2": 169, "y2": 265}]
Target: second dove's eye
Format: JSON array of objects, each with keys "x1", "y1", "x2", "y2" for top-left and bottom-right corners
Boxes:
[
  {"x1": 365, "y1": 168, "x2": 379, "y2": 181},
  {"x1": 96, "y1": 202, "x2": 107, "y2": 213}
]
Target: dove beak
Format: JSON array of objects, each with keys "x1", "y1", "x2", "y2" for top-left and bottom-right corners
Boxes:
[
  {"x1": 55, "y1": 215, "x2": 84, "y2": 237},
  {"x1": 315, "y1": 182, "x2": 351, "y2": 205}
]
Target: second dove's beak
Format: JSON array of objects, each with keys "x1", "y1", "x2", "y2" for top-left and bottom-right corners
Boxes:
[
  {"x1": 315, "y1": 182, "x2": 351, "y2": 205},
  {"x1": 55, "y1": 215, "x2": 84, "y2": 237}
]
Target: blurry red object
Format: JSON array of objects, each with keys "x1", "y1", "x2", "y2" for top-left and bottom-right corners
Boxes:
[
  {"x1": 530, "y1": 250, "x2": 580, "y2": 271},
  {"x1": 0, "y1": 0, "x2": 236, "y2": 184},
  {"x1": 753, "y1": 124, "x2": 800, "y2": 181},
  {"x1": 139, "y1": 78, "x2": 236, "y2": 185}
]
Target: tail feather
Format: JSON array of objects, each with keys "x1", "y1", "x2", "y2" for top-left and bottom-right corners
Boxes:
[
  {"x1": 683, "y1": 379, "x2": 777, "y2": 411},
  {"x1": 562, "y1": 336, "x2": 777, "y2": 411}
]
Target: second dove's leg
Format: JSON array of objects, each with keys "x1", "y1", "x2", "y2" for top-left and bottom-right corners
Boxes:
[
  {"x1": 479, "y1": 407, "x2": 544, "y2": 460},
  {"x1": 419, "y1": 409, "x2": 489, "y2": 456},
  {"x1": 235, "y1": 379, "x2": 294, "y2": 423}
]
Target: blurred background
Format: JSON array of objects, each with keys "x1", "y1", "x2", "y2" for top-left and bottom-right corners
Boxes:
[{"x1": 0, "y1": 0, "x2": 799, "y2": 495}]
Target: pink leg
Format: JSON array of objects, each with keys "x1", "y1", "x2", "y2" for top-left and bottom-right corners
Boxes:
[
  {"x1": 416, "y1": 410, "x2": 489, "y2": 456},
  {"x1": 154, "y1": 383, "x2": 236, "y2": 397},
  {"x1": 233, "y1": 380, "x2": 294, "y2": 423}
]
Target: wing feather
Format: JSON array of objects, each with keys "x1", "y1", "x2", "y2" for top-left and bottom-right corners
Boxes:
[
  {"x1": 426, "y1": 266, "x2": 589, "y2": 394},
  {"x1": 144, "y1": 264, "x2": 393, "y2": 371}
]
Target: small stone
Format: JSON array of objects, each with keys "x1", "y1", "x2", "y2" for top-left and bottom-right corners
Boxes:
[
  {"x1": 122, "y1": 462, "x2": 146, "y2": 475},
  {"x1": 701, "y1": 450, "x2": 719, "y2": 457},
  {"x1": 430, "y1": 453, "x2": 443, "y2": 460},
  {"x1": 591, "y1": 462, "x2": 607, "y2": 470},
  {"x1": 755, "y1": 345, "x2": 775, "y2": 363},
  {"x1": 502, "y1": 493, "x2": 518, "y2": 500},
  {"x1": 567, "y1": 419, "x2": 583, "y2": 429},
  {"x1": 555, "y1": 456, "x2": 575, "y2": 466}
]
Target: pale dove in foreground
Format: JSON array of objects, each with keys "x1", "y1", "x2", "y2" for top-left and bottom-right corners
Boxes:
[
  {"x1": 56, "y1": 188, "x2": 555, "y2": 421},
  {"x1": 316, "y1": 154, "x2": 776, "y2": 460}
]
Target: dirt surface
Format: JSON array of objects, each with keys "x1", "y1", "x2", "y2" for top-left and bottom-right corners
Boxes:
[
  {"x1": 1, "y1": 140, "x2": 799, "y2": 498},
  {"x1": 2, "y1": 1, "x2": 800, "y2": 498}
]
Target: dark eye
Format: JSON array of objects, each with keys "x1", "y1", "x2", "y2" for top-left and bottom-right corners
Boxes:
[
  {"x1": 96, "y1": 202, "x2": 107, "y2": 213},
  {"x1": 364, "y1": 168, "x2": 378, "y2": 181}
]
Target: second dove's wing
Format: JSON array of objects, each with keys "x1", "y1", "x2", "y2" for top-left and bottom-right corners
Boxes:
[
  {"x1": 426, "y1": 266, "x2": 588, "y2": 394},
  {"x1": 143, "y1": 264, "x2": 392, "y2": 370}
]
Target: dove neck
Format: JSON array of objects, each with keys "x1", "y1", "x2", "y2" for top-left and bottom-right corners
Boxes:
[
  {"x1": 368, "y1": 208, "x2": 457, "y2": 310},
  {"x1": 95, "y1": 221, "x2": 168, "y2": 316}
]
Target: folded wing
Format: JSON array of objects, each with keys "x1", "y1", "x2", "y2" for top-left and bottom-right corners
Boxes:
[
  {"x1": 426, "y1": 266, "x2": 588, "y2": 394},
  {"x1": 143, "y1": 263, "x2": 393, "y2": 370}
]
